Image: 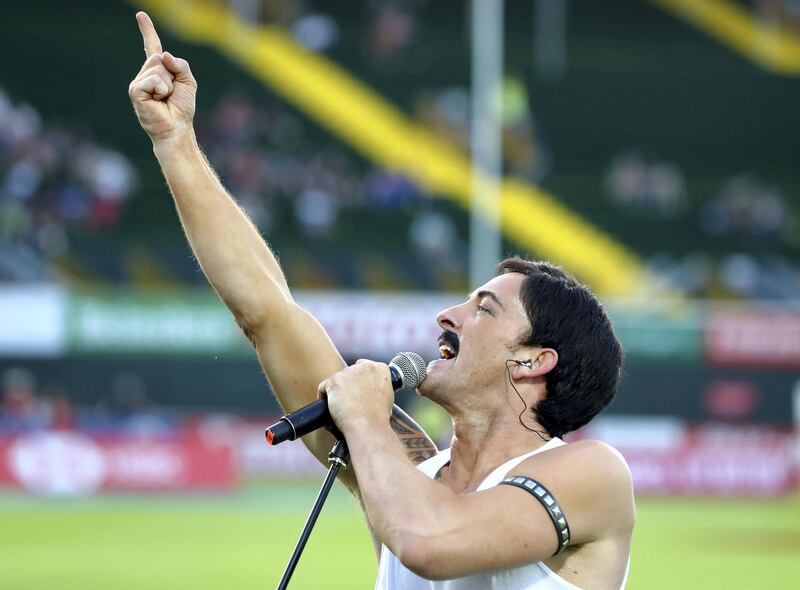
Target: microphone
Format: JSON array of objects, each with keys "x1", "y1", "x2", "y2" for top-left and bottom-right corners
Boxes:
[{"x1": 265, "y1": 352, "x2": 427, "y2": 446}]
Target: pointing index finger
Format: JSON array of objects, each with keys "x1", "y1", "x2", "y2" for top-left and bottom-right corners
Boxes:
[{"x1": 136, "y1": 11, "x2": 163, "y2": 58}]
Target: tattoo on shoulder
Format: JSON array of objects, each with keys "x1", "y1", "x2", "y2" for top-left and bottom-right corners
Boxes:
[
  {"x1": 407, "y1": 449, "x2": 437, "y2": 462},
  {"x1": 390, "y1": 414, "x2": 415, "y2": 435},
  {"x1": 402, "y1": 436, "x2": 433, "y2": 449},
  {"x1": 389, "y1": 409, "x2": 438, "y2": 464}
]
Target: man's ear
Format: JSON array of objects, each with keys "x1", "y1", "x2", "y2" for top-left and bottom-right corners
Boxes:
[{"x1": 510, "y1": 348, "x2": 558, "y2": 380}]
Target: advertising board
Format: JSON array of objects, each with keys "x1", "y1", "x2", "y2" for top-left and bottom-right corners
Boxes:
[{"x1": 0, "y1": 430, "x2": 235, "y2": 496}]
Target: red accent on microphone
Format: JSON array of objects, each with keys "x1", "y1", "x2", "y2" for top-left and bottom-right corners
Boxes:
[{"x1": 266, "y1": 429, "x2": 275, "y2": 445}]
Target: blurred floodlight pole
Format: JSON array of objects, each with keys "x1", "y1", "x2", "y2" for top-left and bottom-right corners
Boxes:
[
  {"x1": 534, "y1": 0, "x2": 567, "y2": 81},
  {"x1": 469, "y1": 0, "x2": 504, "y2": 290},
  {"x1": 795, "y1": 379, "x2": 800, "y2": 426}
]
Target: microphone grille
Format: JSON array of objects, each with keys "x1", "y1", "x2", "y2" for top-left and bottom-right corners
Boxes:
[{"x1": 390, "y1": 352, "x2": 428, "y2": 389}]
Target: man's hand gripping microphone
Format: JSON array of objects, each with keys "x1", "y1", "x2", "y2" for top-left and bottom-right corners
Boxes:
[{"x1": 265, "y1": 352, "x2": 427, "y2": 446}]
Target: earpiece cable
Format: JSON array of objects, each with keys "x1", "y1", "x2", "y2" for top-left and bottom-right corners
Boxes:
[{"x1": 505, "y1": 360, "x2": 550, "y2": 443}]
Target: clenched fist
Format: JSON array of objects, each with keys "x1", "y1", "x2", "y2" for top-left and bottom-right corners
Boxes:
[
  {"x1": 317, "y1": 360, "x2": 395, "y2": 431},
  {"x1": 129, "y1": 12, "x2": 196, "y2": 144}
]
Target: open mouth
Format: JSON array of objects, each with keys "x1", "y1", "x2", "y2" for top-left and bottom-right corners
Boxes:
[{"x1": 437, "y1": 330, "x2": 459, "y2": 360}]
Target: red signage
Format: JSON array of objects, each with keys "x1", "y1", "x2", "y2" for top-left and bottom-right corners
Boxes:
[
  {"x1": 706, "y1": 310, "x2": 800, "y2": 367},
  {"x1": 623, "y1": 440, "x2": 795, "y2": 496},
  {"x1": 0, "y1": 430, "x2": 235, "y2": 496},
  {"x1": 578, "y1": 420, "x2": 797, "y2": 496}
]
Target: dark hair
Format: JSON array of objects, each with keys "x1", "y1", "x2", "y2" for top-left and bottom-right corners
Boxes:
[{"x1": 497, "y1": 257, "x2": 624, "y2": 437}]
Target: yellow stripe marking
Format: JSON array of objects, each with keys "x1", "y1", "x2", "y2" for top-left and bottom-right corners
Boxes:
[{"x1": 650, "y1": 0, "x2": 800, "y2": 74}]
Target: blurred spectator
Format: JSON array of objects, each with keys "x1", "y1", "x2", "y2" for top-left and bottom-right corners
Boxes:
[
  {"x1": 409, "y1": 209, "x2": 466, "y2": 289},
  {"x1": 369, "y1": 2, "x2": 418, "y2": 62},
  {"x1": 107, "y1": 372, "x2": 172, "y2": 436},
  {"x1": 365, "y1": 168, "x2": 422, "y2": 208},
  {"x1": 292, "y1": 12, "x2": 340, "y2": 52},
  {"x1": 228, "y1": 0, "x2": 301, "y2": 26},
  {"x1": 1, "y1": 368, "x2": 43, "y2": 431},
  {"x1": 495, "y1": 75, "x2": 551, "y2": 181},
  {"x1": 410, "y1": 209, "x2": 458, "y2": 258},
  {"x1": 719, "y1": 253, "x2": 761, "y2": 296},
  {"x1": 295, "y1": 187, "x2": 338, "y2": 237},
  {"x1": 40, "y1": 383, "x2": 76, "y2": 430},
  {"x1": 415, "y1": 88, "x2": 471, "y2": 152},
  {"x1": 0, "y1": 368, "x2": 74, "y2": 431}
]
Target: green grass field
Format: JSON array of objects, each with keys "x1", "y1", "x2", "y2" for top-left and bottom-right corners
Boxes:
[{"x1": 0, "y1": 482, "x2": 797, "y2": 589}]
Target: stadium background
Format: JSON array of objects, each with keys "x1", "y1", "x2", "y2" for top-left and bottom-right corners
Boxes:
[{"x1": 0, "y1": 0, "x2": 798, "y2": 588}]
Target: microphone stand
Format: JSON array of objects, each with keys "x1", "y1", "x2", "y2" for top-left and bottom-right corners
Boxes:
[{"x1": 276, "y1": 435, "x2": 349, "y2": 590}]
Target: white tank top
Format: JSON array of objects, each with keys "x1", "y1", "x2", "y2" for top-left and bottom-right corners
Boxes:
[{"x1": 375, "y1": 438, "x2": 629, "y2": 590}]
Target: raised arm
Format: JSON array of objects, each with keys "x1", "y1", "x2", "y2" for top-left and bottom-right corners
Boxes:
[{"x1": 127, "y1": 13, "x2": 436, "y2": 495}]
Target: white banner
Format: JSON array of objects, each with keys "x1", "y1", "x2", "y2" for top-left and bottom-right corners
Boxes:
[{"x1": 0, "y1": 285, "x2": 65, "y2": 356}]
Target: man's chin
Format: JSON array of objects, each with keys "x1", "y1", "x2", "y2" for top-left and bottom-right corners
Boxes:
[
  {"x1": 417, "y1": 367, "x2": 452, "y2": 401},
  {"x1": 426, "y1": 357, "x2": 456, "y2": 375},
  {"x1": 416, "y1": 378, "x2": 433, "y2": 399},
  {"x1": 417, "y1": 366, "x2": 439, "y2": 394}
]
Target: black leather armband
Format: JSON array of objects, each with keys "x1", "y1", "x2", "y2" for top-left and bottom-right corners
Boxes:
[{"x1": 499, "y1": 475, "x2": 570, "y2": 555}]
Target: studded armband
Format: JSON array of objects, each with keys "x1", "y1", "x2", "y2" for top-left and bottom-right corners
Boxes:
[{"x1": 499, "y1": 475, "x2": 570, "y2": 555}]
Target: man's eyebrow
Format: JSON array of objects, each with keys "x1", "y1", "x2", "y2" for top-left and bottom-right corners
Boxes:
[{"x1": 472, "y1": 290, "x2": 505, "y2": 310}]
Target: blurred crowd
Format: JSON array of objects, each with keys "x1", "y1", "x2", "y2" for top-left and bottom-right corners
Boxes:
[
  {"x1": 2, "y1": 0, "x2": 798, "y2": 299},
  {"x1": 605, "y1": 152, "x2": 797, "y2": 246},
  {"x1": 228, "y1": 0, "x2": 425, "y2": 59},
  {"x1": 606, "y1": 151, "x2": 799, "y2": 299},
  {"x1": 196, "y1": 76, "x2": 548, "y2": 286},
  {"x1": 197, "y1": 92, "x2": 469, "y2": 283},
  {"x1": 198, "y1": 92, "x2": 426, "y2": 224},
  {"x1": 0, "y1": 367, "x2": 173, "y2": 435},
  {"x1": 0, "y1": 87, "x2": 137, "y2": 281},
  {"x1": 198, "y1": 92, "x2": 363, "y2": 236}
]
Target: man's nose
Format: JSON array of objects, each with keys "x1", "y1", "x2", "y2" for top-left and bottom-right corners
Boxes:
[{"x1": 436, "y1": 304, "x2": 462, "y2": 332}]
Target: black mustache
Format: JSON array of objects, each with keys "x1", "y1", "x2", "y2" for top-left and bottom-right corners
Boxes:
[{"x1": 438, "y1": 330, "x2": 460, "y2": 355}]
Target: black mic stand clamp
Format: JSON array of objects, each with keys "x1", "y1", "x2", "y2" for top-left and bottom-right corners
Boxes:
[{"x1": 276, "y1": 432, "x2": 349, "y2": 590}]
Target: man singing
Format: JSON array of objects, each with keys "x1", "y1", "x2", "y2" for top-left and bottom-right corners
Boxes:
[{"x1": 129, "y1": 12, "x2": 634, "y2": 589}]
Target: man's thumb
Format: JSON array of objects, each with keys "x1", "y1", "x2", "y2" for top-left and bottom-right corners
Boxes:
[{"x1": 162, "y1": 52, "x2": 193, "y2": 82}]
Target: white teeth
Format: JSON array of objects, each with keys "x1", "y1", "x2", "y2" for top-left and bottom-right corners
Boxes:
[{"x1": 439, "y1": 343, "x2": 455, "y2": 359}]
